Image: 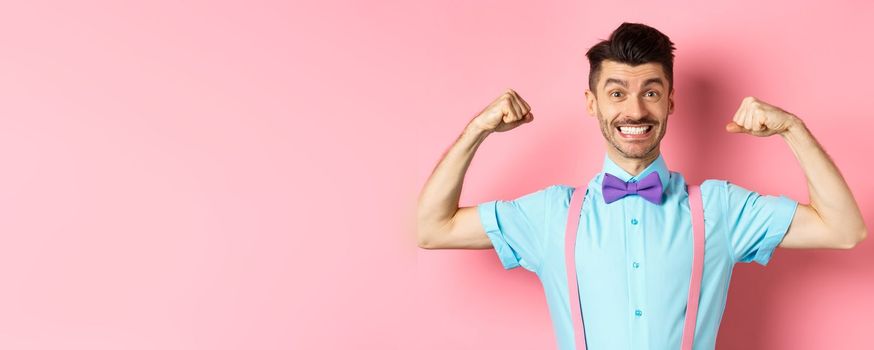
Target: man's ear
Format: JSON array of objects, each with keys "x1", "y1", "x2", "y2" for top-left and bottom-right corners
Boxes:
[
  {"x1": 668, "y1": 88, "x2": 675, "y2": 115},
  {"x1": 585, "y1": 89, "x2": 597, "y2": 117}
]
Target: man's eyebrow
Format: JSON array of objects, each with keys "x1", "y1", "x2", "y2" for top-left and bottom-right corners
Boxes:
[
  {"x1": 603, "y1": 77, "x2": 665, "y2": 89},
  {"x1": 603, "y1": 78, "x2": 627, "y2": 89},
  {"x1": 643, "y1": 78, "x2": 665, "y2": 87}
]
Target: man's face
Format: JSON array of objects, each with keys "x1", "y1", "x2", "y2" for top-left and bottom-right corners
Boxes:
[{"x1": 585, "y1": 60, "x2": 675, "y2": 160}]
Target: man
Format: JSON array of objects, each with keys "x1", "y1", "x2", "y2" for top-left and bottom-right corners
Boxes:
[{"x1": 416, "y1": 22, "x2": 867, "y2": 349}]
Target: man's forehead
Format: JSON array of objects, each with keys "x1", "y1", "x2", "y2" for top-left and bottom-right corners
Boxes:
[{"x1": 599, "y1": 61, "x2": 667, "y2": 86}]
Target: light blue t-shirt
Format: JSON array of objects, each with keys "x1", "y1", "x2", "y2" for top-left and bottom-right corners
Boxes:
[{"x1": 477, "y1": 154, "x2": 798, "y2": 350}]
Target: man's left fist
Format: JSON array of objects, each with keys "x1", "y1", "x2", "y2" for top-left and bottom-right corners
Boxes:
[{"x1": 726, "y1": 96, "x2": 800, "y2": 137}]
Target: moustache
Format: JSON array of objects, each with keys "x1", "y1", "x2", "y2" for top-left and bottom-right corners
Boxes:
[{"x1": 612, "y1": 118, "x2": 659, "y2": 126}]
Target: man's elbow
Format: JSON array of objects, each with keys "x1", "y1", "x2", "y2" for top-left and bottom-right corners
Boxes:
[
  {"x1": 416, "y1": 209, "x2": 455, "y2": 249},
  {"x1": 853, "y1": 226, "x2": 868, "y2": 248},
  {"x1": 416, "y1": 223, "x2": 445, "y2": 249},
  {"x1": 416, "y1": 206, "x2": 443, "y2": 249},
  {"x1": 838, "y1": 227, "x2": 867, "y2": 249},
  {"x1": 417, "y1": 229, "x2": 434, "y2": 249}
]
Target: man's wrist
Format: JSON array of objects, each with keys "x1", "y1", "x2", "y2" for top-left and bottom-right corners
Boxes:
[
  {"x1": 779, "y1": 115, "x2": 812, "y2": 145},
  {"x1": 463, "y1": 123, "x2": 493, "y2": 141},
  {"x1": 780, "y1": 114, "x2": 801, "y2": 134}
]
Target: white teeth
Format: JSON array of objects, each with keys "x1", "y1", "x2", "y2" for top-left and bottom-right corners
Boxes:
[{"x1": 619, "y1": 126, "x2": 650, "y2": 135}]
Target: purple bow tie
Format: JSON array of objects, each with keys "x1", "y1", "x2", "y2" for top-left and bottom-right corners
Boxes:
[{"x1": 602, "y1": 172, "x2": 663, "y2": 204}]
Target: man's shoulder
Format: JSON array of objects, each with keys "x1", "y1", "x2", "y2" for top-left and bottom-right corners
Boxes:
[
  {"x1": 667, "y1": 173, "x2": 728, "y2": 190},
  {"x1": 699, "y1": 178, "x2": 728, "y2": 189},
  {"x1": 542, "y1": 183, "x2": 576, "y2": 199},
  {"x1": 521, "y1": 184, "x2": 580, "y2": 207},
  {"x1": 682, "y1": 178, "x2": 728, "y2": 200},
  {"x1": 541, "y1": 181, "x2": 598, "y2": 206},
  {"x1": 695, "y1": 178, "x2": 758, "y2": 195}
]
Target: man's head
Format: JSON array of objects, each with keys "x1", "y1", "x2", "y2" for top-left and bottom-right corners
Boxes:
[{"x1": 584, "y1": 23, "x2": 676, "y2": 161}]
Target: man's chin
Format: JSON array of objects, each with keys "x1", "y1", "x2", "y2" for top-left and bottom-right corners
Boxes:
[{"x1": 613, "y1": 141, "x2": 658, "y2": 159}]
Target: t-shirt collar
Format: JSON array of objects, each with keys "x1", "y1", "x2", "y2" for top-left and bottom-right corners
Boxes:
[{"x1": 601, "y1": 153, "x2": 670, "y2": 189}]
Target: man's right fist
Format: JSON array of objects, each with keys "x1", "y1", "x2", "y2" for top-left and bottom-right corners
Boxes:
[{"x1": 468, "y1": 89, "x2": 534, "y2": 133}]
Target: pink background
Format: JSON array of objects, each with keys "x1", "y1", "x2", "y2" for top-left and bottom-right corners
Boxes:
[{"x1": 0, "y1": 0, "x2": 871, "y2": 349}]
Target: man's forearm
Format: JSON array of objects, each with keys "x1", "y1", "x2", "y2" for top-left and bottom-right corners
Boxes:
[
  {"x1": 780, "y1": 119, "x2": 867, "y2": 243},
  {"x1": 417, "y1": 124, "x2": 491, "y2": 238}
]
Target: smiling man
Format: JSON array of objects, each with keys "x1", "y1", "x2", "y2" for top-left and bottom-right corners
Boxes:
[{"x1": 416, "y1": 22, "x2": 867, "y2": 349}]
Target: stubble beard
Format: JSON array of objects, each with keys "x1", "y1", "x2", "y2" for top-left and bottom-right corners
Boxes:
[{"x1": 597, "y1": 112, "x2": 666, "y2": 160}]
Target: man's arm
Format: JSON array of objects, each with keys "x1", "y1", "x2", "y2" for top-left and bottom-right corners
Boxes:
[
  {"x1": 726, "y1": 96, "x2": 867, "y2": 249},
  {"x1": 416, "y1": 89, "x2": 533, "y2": 249},
  {"x1": 777, "y1": 120, "x2": 866, "y2": 249},
  {"x1": 416, "y1": 125, "x2": 492, "y2": 250}
]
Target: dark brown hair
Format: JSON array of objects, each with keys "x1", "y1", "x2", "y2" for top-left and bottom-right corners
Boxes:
[{"x1": 586, "y1": 22, "x2": 676, "y2": 93}]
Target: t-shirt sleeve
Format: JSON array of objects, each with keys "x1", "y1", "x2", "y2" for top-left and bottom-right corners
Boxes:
[
  {"x1": 721, "y1": 180, "x2": 798, "y2": 266},
  {"x1": 477, "y1": 185, "x2": 557, "y2": 272}
]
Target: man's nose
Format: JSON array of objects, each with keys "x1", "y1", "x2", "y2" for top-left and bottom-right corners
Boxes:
[{"x1": 624, "y1": 96, "x2": 647, "y2": 119}]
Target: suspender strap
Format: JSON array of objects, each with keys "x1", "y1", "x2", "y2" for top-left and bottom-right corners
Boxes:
[
  {"x1": 564, "y1": 187, "x2": 588, "y2": 350},
  {"x1": 563, "y1": 185, "x2": 705, "y2": 350},
  {"x1": 682, "y1": 185, "x2": 705, "y2": 350}
]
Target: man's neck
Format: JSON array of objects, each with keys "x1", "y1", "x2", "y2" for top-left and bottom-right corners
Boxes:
[{"x1": 606, "y1": 149, "x2": 660, "y2": 177}]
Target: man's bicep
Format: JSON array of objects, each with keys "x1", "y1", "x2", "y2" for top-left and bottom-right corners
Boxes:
[
  {"x1": 428, "y1": 206, "x2": 492, "y2": 249},
  {"x1": 778, "y1": 203, "x2": 851, "y2": 249}
]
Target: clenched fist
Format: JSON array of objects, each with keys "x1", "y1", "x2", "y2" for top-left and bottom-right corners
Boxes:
[
  {"x1": 468, "y1": 89, "x2": 534, "y2": 133},
  {"x1": 725, "y1": 96, "x2": 800, "y2": 137}
]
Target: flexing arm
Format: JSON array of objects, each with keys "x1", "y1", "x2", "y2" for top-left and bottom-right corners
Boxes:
[
  {"x1": 416, "y1": 89, "x2": 533, "y2": 249},
  {"x1": 726, "y1": 97, "x2": 867, "y2": 249}
]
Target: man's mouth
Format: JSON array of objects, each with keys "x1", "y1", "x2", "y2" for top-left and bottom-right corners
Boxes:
[{"x1": 616, "y1": 125, "x2": 654, "y2": 139}]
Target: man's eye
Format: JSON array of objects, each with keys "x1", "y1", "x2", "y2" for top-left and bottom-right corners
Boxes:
[
  {"x1": 610, "y1": 91, "x2": 622, "y2": 97},
  {"x1": 645, "y1": 91, "x2": 659, "y2": 97}
]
